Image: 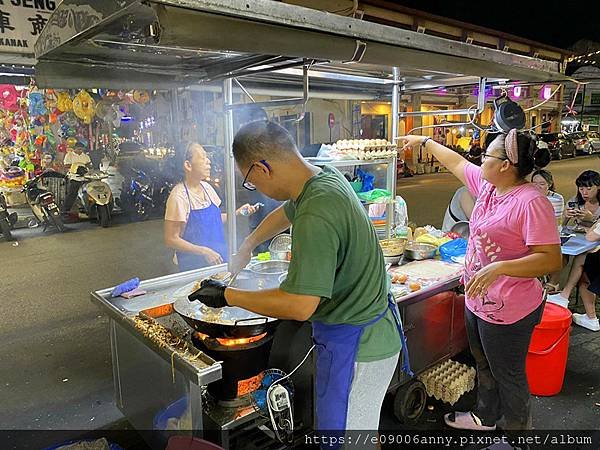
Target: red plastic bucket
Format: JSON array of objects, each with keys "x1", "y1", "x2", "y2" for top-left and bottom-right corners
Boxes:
[{"x1": 526, "y1": 303, "x2": 572, "y2": 396}]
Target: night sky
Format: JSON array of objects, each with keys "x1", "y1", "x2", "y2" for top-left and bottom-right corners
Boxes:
[{"x1": 391, "y1": 1, "x2": 600, "y2": 50}]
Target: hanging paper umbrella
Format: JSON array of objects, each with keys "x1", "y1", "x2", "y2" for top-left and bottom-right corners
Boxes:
[
  {"x1": 45, "y1": 128, "x2": 57, "y2": 147},
  {"x1": 29, "y1": 92, "x2": 47, "y2": 116},
  {"x1": 95, "y1": 100, "x2": 112, "y2": 120},
  {"x1": 45, "y1": 89, "x2": 58, "y2": 110},
  {"x1": 72, "y1": 90, "x2": 96, "y2": 124},
  {"x1": 0, "y1": 85, "x2": 18, "y2": 111},
  {"x1": 60, "y1": 111, "x2": 79, "y2": 127},
  {"x1": 133, "y1": 90, "x2": 150, "y2": 104},
  {"x1": 57, "y1": 91, "x2": 73, "y2": 112}
]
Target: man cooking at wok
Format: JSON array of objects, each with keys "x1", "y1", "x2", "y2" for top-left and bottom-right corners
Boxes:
[{"x1": 190, "y1": 121, "x2": 410, "y2": 444}]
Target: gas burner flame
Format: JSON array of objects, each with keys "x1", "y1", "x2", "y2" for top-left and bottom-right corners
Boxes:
[{"x1": 196, "y1": 332, "x2": 267, "y2": 347}]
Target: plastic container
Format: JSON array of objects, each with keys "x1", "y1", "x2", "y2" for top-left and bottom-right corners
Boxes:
[{"x1": 525, "y1": 303, "x2": 572, "y2": 396}]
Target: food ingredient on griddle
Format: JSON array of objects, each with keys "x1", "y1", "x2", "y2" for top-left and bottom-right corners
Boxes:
[{"x1": 408, "y1": 282, "x2": 422, "y2": 292}]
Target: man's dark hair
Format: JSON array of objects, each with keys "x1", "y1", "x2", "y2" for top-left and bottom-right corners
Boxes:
[{"x1": 232, "y1": 120, "x2": 298, "y2": 166}]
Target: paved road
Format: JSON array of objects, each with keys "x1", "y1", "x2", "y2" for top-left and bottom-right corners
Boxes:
[{"x1": 0, "y1": 155, "x2": 598, "y2": 437}]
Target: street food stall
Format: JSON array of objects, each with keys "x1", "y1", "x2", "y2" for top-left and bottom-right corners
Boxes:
[{"x1": 35, "y1": 0, "x2": 570, "y2": 447}]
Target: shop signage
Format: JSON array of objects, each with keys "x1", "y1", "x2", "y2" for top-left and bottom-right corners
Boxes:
[
  {"x1": 0, "y1": 0, "x2": 57, "y2": 54},
  {"x1": 328, "y1": 112, "x2": 335, "y2": 129}
]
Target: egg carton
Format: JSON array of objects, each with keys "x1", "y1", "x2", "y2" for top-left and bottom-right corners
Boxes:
[
  {"x1": 418, "y1": 360, "x2": 476, "y2": 406},
  {"x1": 334, "y1": 138, "x2": 393, "y2": 150}
]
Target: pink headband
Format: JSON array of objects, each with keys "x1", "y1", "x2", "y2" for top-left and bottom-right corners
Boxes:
[{"x1": 505, "y1": 129, "x2": 519, "y2": 165}]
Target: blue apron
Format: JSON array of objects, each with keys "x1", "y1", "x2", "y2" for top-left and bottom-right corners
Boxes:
[
  {"x1": 312, "y1": 294, "x2": 412, "y2": 447},
  {"x1": 176, "y1": 183, "x2": 228, "y2": 272}
]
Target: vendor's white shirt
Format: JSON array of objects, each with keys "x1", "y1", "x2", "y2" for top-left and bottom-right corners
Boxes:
[{"x1": 63, "y1": 151, "x2": 91, "y2": 171}]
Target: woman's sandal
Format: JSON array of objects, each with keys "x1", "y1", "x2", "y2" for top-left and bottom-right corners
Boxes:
[
  {"x1": 444, "y1": 411, "x2": 497, "y2": 431},
  {"x1": 544, "y1": 282, "x2": 560, "y2": 294}
]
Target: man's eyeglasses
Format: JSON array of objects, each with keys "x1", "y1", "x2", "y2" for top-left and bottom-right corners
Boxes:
[{"x1": 241, "y1": 160, "x2": 270, "y2": 191}]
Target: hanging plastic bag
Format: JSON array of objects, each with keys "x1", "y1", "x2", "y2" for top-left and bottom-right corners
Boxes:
[
  {"x1": 356, "y1": 188, "x2": 392, "y2": 203},
  {"x1": 356, "y1": 168, "x2": 374, "y2": 192},
  {"x1": 439, "y1": 238, "x2": 468, "y2": 262}
]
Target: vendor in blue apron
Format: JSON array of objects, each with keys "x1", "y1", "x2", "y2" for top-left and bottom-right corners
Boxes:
[
  {"x1": 164, "y1": 142, "x2": 258, "y2": 271},
  {"x1": 190, "y1": 122, "x2": 412, "y2": 447}
]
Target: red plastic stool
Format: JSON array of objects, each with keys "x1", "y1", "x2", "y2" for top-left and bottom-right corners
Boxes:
[{"x1": 166, "y1": 436, "x2": 225, "y2": 450}]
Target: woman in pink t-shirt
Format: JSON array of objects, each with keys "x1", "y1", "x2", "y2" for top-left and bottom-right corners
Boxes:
[{"x1": 400, "y1": 130, "x2": 561, "y2": 431}]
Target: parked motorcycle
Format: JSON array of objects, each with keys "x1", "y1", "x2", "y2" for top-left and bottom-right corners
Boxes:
[
  {"x1": 120, "y1": 168, "x2": 173, "y2": 221},
  {"x1": 0, "y1": 191, "x2": 18, "y2": 240},
  {"x1": 69, "y1": 168, "x2": 114, "y2": 228},
  {"x1": 22, "y1": 170, "x2": 66, "y2": 232}
]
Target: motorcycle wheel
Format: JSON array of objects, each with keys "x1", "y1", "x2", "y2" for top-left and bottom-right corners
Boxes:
[
  {"x1": 47, "y1": 209, "x2": 66, "y2": 233},
  {"x1": 0, "y1": 218, "x2": 14, "y2": 241},
  {"x1": 134, "y1": 200, "x2": 152, "y2": 221},
  {"x1": 97, "y1": 205, "x2": 111, "y2": 228}
]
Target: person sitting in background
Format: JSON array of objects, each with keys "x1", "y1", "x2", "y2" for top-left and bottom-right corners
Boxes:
[
  {"x1": 531, "y1": 169, "x2": 564, "y2": 227},
  {"x1": 564, "y1": 170, "x2": 600, "y2": 229},
  {"x1": 574, "y1": 219, "x2": 600, "y2": 331},
  {"x1": 547, "y1": 170, "x2": 600, "y2": 307},
  {"x1": 531, "y1": 169, "x2": 564, "y2": 293},
  {"x1": 63, "y1": 142, "x2": 91, "y2": 173},
  {"x1": 441, "y1": 186, "x2": 476, "y2": 233},
  {"x1": 441, "y1": 154, "x2": 480, "y2": 233},
  {"x1": 62, "y1": 142, "x2": 92, "y2": 215}
]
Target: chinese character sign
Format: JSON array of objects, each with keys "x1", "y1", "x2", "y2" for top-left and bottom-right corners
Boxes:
[{"x1": 0, "y1": 0, "x2": 57, "y2": 54}]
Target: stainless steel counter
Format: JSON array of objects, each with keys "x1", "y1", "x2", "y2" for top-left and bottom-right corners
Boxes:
[{"x1": 91, "y1": 260, "x2": 466, "y2": 444}]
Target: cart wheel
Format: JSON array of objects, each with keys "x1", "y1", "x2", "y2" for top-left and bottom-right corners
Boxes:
[{"x1": 393, "y1": 380, "x2": 427, "y2": 424}]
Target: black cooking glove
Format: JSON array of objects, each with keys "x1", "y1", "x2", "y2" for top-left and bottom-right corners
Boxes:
[{"x1": 188, "y1": 279, "x2": 228, "y2": 308}]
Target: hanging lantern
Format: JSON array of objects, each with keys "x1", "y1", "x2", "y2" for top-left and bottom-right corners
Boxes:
[
  {"x1": 57, "y1": 91, "x2": 73, "y2": 112},
  {"x1": 72, "y1": 90, "x2": 96, "y2": 124}
]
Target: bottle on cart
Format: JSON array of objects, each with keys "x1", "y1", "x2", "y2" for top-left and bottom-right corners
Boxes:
[{"x1": 393, "y1": 195, "x2": 409, "y2": 239}]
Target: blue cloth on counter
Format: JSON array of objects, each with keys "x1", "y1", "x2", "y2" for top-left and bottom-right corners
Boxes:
[{"x1": 111, "y1": 277, "x2": 140, "y2": 297}]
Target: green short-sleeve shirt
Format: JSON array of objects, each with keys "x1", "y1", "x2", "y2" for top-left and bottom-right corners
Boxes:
[{"x1": 280, "y1": 166, "x2": 401, "y2": 362}]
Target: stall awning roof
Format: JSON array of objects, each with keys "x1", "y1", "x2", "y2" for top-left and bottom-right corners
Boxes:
[{"x1": 34, "y1": 0, "x2": 571, "y2": 91}]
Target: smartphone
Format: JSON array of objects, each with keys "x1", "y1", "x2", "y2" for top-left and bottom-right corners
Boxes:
[{"x1": 567, "y1": 201, "x2": 578, "y2": 209}]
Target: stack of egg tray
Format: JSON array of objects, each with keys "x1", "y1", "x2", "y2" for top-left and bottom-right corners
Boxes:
[{"x1": 418, "y1": 359, "x2": 476, "y2": 405}]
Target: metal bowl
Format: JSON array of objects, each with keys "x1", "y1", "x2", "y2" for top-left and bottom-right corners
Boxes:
[
  {"x1": 248, "y1": 260, "x2": 290, "y2": 275},
  {"x1": 384, "y1": 255, "x2": 402, "y2": 265},
  {"x1": 404, "y1": 242, "x2": 437, "y2": 260}
]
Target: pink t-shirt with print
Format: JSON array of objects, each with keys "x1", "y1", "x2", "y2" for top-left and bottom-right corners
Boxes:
[{"x1": 463, "y1": 163, "x2": 560, "y2": 324}]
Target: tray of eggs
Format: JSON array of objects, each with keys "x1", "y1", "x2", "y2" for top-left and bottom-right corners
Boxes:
[{"x1": 333, "y1": 139, "x2": 398, "y2": 160}]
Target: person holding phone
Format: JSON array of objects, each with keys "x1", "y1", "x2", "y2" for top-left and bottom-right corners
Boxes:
[
  {"x1": 564, "y1": 170, "x2": 600, "y2": 230},
  {"x1": 548, "y1": 171, "x2": 600, "y2": 309}
]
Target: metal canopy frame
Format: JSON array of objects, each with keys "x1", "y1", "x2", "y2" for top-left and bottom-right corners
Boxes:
[
  {"x1": 35, "y1": 0, "x2": 570, "y2": 90},
  {"x1": 33, "y1": 0, "x2": 571, "y2": 259}
]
